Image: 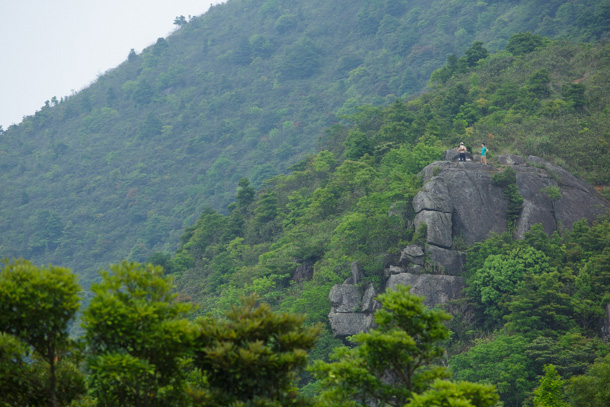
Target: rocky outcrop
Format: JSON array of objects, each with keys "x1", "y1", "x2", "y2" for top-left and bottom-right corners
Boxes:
[
  {"x1": 328, "y1": 154, "x2": 610, "y2": 339},
  {"x1": 328, "y1": 262, "x2": 381, "y2": 339},
  {"x1": 386, "y1": 273, "x2": 466, "y2": 308}
]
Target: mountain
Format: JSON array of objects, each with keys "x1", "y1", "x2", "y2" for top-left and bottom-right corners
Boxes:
[{"x1": 0, "y1": 0, "x2": 608, "y2": 283}]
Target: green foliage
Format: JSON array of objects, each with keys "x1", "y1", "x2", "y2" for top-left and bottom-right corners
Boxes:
[
  {"x1": 313, "y1": 285, "x2": 497, "y2": 407},
  {"x1": 0, "y1": 332, "x2": 45, "y2": 407},
  {"x1": 0, "y1": 258, "x2": 82, "y2": 407},
  {"x1": 542, "y1": 185, "x2": 561, "y2": 201},
  {"x1": 464, "y1": 42, "x2": 489, "y2": 68},
  {"x1": 344, "y1": 130, "x2": 373, "y2": 160},
  {"x1": 140, "y1": 112, "x2": 162, "y2": 138},
  {"x1": 450, "y1": 334, "x2": 536, "y2": 407},
  {"x1": 527, "y1": 69, "x2": 552, "y2": 98},
  {"x1": 83, "y1": 262, "x2": 194, "y2": 407},
  {"x1": 407, "y1": 380, "x2": 499, "y2": 407},
  {"x1": 453, "y1": 219, "x2": 610, "y2": 406},
  {"x1": 467, "y1": 245, "x2": 553, "y2": 325},
  {"x1": 533, "y1": 365, "x2": 569, "y2": 407},
  {"x1": 525, "y1": 333, "x2": 605, "y2": 379},
  {"x1": 170, "y1": 105, "x2": 442, "y2": 318},
  {"x1": 561, "y1": 83, "x2": 587, "y2": 111},
  {"x1": 279, "y1": 38, "x2": 321, "y2": 79},
  {"x1": 236, "y1": 178, "x2": 256, "y2": 208},
  {"x1": 189, "y1": 295, "x2": 321, "y2": 406},
  {"x1": 506, "y1": 32, "x2": 550, "y2": 56},
  {"x1": 566, "y1": 354, "x2": 610, "y2": 407},
  {"x1": 505, "y1": 270, "x2": 573, "y2": 336},
  {"x1": 3, "y1": 1, "x2": 610, "y2": 403}
]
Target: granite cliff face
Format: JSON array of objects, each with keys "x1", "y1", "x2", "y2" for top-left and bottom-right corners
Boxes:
[{"x1": 329, "y1": 154, "x2": 610, "y2": 339}]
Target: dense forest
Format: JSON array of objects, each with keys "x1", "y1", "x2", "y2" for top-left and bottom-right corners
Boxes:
[
  {"x1": 2, "y1": 0, "x2": 610, "y2": 405},
  {"x1": 1, "y1": 0, "x2": 609, "y2": 284}
]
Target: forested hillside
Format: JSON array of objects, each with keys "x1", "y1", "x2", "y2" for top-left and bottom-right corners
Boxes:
[
  {"x1": 168, "y1": 33, "x2": 610, "y2": 319},
  {"x1": 1, "y1": 0, "x2": 608, "y2": 283},
  {"x1": 3, "y1": 37, "x2": 610, "y2": 403},
  {"x1": 3, "y1": 0, "x2": 610, "y2": 404},
  {"x1": 156, "y1": 33, "x2": 610, "y2": 405}
]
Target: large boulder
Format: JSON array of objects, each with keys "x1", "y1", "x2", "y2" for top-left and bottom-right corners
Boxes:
[
  {"x1": 525, "y1": 156, "x2": 609, "y2": 230},
  {"x1": 386, "y1": 273, "x2": 466, "y2": 308},
  {"x1": 328, "y1": 312, "x2": 374, "y2": 339},
  {"x1": 329, "y1": 284, "x2": 363, "y2": 313},
  {"x1": 398, "y1": 245, "x2": 425, "y2": 266},
  {"x1": 417, "y1": 162, "x2": 507, "y2": 246},
  {"x1": 415, "y1": 156, "x2": 610, "y2": 247},
  {"x1": 427, "y1": 245, "x2": 465, "y2": 276},
  {"x1": 414, "y1": 210, "x2": 453, "y2": 248},
  {"x1": 328, "y1": 282, "x2": 380, "y2": 339}
]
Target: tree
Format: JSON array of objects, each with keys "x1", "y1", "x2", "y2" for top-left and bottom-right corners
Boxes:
[
  {"x1": 232, "y1": 36, "x2": 252, "y2": 65},
  {"x1": 525, "y1": 333, "x2": 603, "y2": 379},
  {"x1": 140, "y1": 112, "x2": 162, "y2": 138},
  {"x1": 0, "y1": 332, "x2": 45, "y2": 407},
  {"x1": 174, "y1": 15, "x2": 187, "y2": 27},
  {"x1": 566, "y1": 354, "x2": 610, "y2": 407},
  {"x1": 0, "y1": 259, "x2": 83, "y2": 407},
  {"x1": 467, "y1": 246, "x2": 553, "y2": 325},
  {"x1": 504, "y1": 270, "x2": 574, "y2": 336},
  {"x1": 344, "y1": 130, "x2": 373, "y2": 160},
  {"x1": 127, "y1": 48, "x2": 137, "y2": 61},
  {"x1": 132, "y1": 79, "x2": 155, "y2": 105},
  {"x1": 152, "y1": 37, "x2": 169, "y2": 56},
  {"x1": 407, "y1": 380, "x2": 498, "y2": 407},
  {"x1": 280, "y1": 38, "x2": 321, "y2": 79},
  {"x1": 236, "y1": 178, "x2": 256, "y2": 208},
  {"x1": 463, "y1": 42, "x2": 489, "y2": 67},
  {"x1": 506, "y1": 32, "x2": 549, "y2": 56},
  {"x1": 249, "y1": 34, "x2": 273, "y2": 59},
  {"x1": 533, "y1": 365, "x2": 569, "y2": 407},
  {"x1": 527, "y1": 69, "x2": 552, "y2": 98},
  {"x1": 82, "y1": 261, "x2": 194, "y2": 407},
  {"x1": 562, "y1": 83, "x2": 587, "y2": 111},
  {"x1": 313, "y1": 285, "x2": 498, "y2": 407},
  {"x1": 450, "y1": 334, "x2": 536, "y2": 407},
  {"x1": 189, "y1": 295, "x2": 321, "y2": 406}
]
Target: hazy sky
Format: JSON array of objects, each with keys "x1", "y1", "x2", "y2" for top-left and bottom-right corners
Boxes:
[{"x1": 0, "y1": 0, "x2": 222, "y2": 129}]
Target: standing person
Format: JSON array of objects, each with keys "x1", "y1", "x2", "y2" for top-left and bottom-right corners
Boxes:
[
  {"x1": 458, "y1": 142, "x2": 467, "y2": 162},
  {"x1": 481, "y1": 143, "x2": 488, "y2": 165}
]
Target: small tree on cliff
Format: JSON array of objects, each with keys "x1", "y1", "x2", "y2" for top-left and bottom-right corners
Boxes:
[{"x1": 312, "y1": 285, "x2": 498, "y2": 407}]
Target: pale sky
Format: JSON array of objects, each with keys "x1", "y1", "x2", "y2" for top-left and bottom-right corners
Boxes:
[{"x1": 0, "y1": 0, "x2": 222, "y2": 129}]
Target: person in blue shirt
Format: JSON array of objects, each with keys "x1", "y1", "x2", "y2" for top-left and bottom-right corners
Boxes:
[{"x1": 481, "y1": 143, "x2": 488, "y2": 165}]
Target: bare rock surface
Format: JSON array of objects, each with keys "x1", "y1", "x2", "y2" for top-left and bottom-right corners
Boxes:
[
  {"x1": 328, "y1": 281, "x2": 380, "y2": 340},
  {"x1": 386, "y1": 273, "x2": 466, "y2": 308}
]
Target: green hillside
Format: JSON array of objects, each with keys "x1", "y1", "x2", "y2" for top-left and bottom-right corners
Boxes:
[
  {"x1": 169, "y1": 34, "x2": 610, "y2": 309},
  {"x1": 1, "y1": 0, "x2": 608, "y2": 282},
  {"x1": 166, "y1": 36, "x2": 610, "y2": 406}
]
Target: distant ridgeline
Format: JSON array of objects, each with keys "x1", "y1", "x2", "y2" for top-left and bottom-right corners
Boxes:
[{"x1": 0, "y1": 0, "x2": 609, "y2": 289}]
